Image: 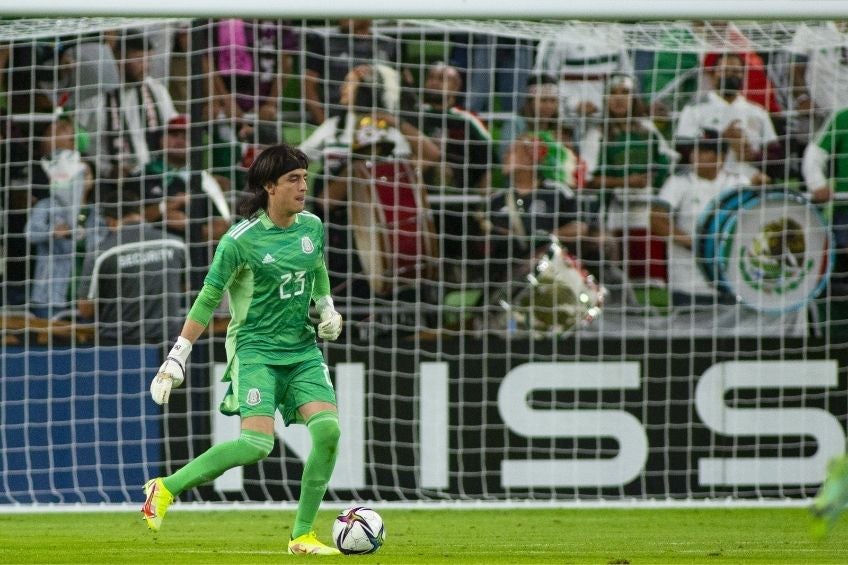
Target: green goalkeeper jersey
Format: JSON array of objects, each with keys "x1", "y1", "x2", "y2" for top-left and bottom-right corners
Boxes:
[{"x1": 205, "y1": 210, "x2": 331, "y2": 366}]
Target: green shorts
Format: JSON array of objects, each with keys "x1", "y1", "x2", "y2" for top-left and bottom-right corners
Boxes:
[{"x1": 219, "y1": 351, "x2": 336, "y2": 425}]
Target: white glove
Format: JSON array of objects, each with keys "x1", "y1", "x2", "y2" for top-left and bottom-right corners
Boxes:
[
  {"x1": 318, "y1": 309, "x2": 343, "y2": 340},
  {"x1": 315, "y1": 296, "x2": 342, "y2": 340},
  {"x1": 151, "y1": 336, "x2": 192, "y2": 405}
]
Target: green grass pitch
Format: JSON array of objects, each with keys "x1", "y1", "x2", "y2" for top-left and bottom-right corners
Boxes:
[{"x1": 0, "y1": 507, "x2": 845, "y2": 564}]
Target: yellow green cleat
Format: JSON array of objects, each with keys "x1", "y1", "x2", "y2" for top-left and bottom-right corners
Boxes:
[
  {"x1": 141, "y1": 478, "x2": 174, "y2": 532},
  {"x1": 287, "y1": 531, "x2": 341, "y2": 555},
  {"x1": 810, "y1": 455, "x2": 848, "y2": 539}
]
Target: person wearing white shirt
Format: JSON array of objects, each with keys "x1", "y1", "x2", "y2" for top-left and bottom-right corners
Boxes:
[
  {"x1": 674, "y1": 53, "x2": 778, "y2": 178},
  {"x1": 533, "y1": 25, "x2": 633, "y2": 119},
  {"x1": 652, "y1": 134, "x2": 752, "y2": 301},
  {"x1": 651, "y1": 132, "x2": 805, "y2": 337},
  {"x1": 786, "y1": 21, "x2": 848, "y2": 118}
]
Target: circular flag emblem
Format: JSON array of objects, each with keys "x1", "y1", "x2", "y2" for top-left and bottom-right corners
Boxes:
[{"x1": 697, "y1": 188, "x2": 833, "y2": 313}]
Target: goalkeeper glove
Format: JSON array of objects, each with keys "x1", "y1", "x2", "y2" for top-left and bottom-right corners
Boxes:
[
  {"x1": 151, "y1": 336, "x2": 192, "y2": 405},
  {"x1": 315, "y1": 296, "x2": 343, "y2": 341}
]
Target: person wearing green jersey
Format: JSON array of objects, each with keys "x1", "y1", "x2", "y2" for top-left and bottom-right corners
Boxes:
[
  {"x1": 141, "y1": 143, "x2": 344, "y2": 556},
  {"x1": 803, "y1": 107, "x2": 848, "y2": 292}
]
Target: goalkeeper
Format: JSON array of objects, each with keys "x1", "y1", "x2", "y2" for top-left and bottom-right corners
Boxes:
[{"x1": 141, "y1": 143, "x2": 343, "y2": 556}]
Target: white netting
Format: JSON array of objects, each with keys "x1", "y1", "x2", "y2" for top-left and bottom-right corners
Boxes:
[
  {"x1": 0, "y1": 18, "x2": 187, "y2": 41},
  {"x1": 0, "y1": 18, "x2": 846, "y2": 507},
  {"x1": 401, "y1": 19, "x2": 806, "y2": 51}
]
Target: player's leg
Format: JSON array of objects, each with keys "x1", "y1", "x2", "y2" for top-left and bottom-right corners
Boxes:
[
  {"x1": 142, "y1": 362, "x2": 277, "y2": 531},
  {"x1": 281, "y1": 358, "x2": 340, "y2": 555},
  {"x1": 811, "y1": 454, "x2": 848, "y2": 538}
]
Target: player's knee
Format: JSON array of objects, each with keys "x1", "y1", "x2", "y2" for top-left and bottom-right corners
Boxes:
[
  {"x1": 238, "y1": 431, "x2": 274, "y2": 464},
  {"x1": 254, "y1": 440, "x2": 274, "y2": 461},
  {"x1": 324, "y1": 418, "x2": 341, "y2": 448},
  {"x1": 308, "y1": 412, "x2": 341, "y2": 456},
  {"x1": 315, "y1": 419, "x2": 341, "y2": 454}
]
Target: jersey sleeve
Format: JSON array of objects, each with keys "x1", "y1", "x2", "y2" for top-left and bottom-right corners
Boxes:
[
  {"x1": 311, "y1": 260, "x2": 332, "y2": 300},
  {"x1": 187, "y1": 283, "x2": 224, "y2": 326},
  {"x1": 311, "y1": 219, "x2": 332, "y2": 300},
  {"x1": 203, "y1": 234, "x2": 244, "y2": 291}
]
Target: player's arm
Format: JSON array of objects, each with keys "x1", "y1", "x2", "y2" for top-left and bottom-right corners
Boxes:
[
  {"x1": 312, "y1": 260, "x2": 343, "y2": 341},
  {"x1": 149, "y1": 284, "x2": 225, "y2": 405},
  {"x1": 150, "y1": 236, "x2": 239, "y2": 405}
]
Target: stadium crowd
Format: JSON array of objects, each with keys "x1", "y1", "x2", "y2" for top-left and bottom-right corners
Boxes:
[{"x1": 1, "y1": 18, "x2": 847, "y2": 342}]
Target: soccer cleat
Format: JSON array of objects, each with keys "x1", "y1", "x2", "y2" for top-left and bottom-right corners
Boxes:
[
  {"x1": 287, "y1": 531, "x2": 341, "y2": 555},
  {"x1": 810, "y1": 455, "x2": 848, "y2": 538},
  {"x1": 141, "y1": 478, "x2": 174, "y2": 532}
]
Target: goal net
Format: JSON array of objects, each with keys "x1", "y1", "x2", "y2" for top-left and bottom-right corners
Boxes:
[{"x1": 1, "y1": 17, "x2": 846, "y2": 506}]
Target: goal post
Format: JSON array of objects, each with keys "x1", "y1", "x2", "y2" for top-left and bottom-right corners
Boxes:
[
  {"x1": 1, "y1": 1, "x2": 848, "y2": 19},
  {"x1": 1, "y1": 16, "x2": 847, "y2": 508}
]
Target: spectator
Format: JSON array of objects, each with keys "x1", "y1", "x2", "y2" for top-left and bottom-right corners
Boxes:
[
  {"x1": 637, "y1": 22, "x2": 780, "y2": 119},
  {"x1": 581, "y1": 74, "x2": 677, "y2": 286},
  {"x1": 0, "y1": 178, "x2": 31, "y2": 307},
  {"x1": 144, "y1": 114, "x2": 232, "y2": 243},
  {"x1": 650, "y1": 131, "x2": 804, "y2": 335},
  {"x1": 782, "y1": 21, "x2": 848, "y2": 119},
  {"x1": 142, "y1": 116, "x2": 188, "y2": 237},
  {"x1": 0, "y1": 39, "x2": 66, "y2": 306},
  {"x1": 24, "y1": 119, "x2": 100, "y2": 319},
  {"x1": 303, "y1": 19, "x2": 401, "y2": 125},
  {"x1": 651, "y1": 130, "x2": 761, "y2": 304},
  {"x1": 418, "y1": 62, "x2": 493, "y2": 194},
  {"x1": 77, "y1": 29, "x2": 177, "y2": 178},
  {"x1": 449, "y1": 33, "x2": 534, "y2": 114},
  {"x1": 300, "y1": 64, "x2": 439, "y2": 299},
  {"x1": 482, "y1": 133, "x2": 611, "y2": 329},
  {"x1": 167, "y1": 23, "x2": 195, "y2": 115},
  {"x1": 207, "y1": 19, "x2": 295, "y2": 187},
  {"x1": 77, "y1": 182, "x2": 186, "y2": 345},
  {"x1": 583, "y1": 74, "x2": 677, "y2": 191},
  {"x1": 415, "y1": 61, "x2": 493, "y2": 283},
  {"x1": 674, "y1": 53, "x2": 779, "y2": 178},
  {"x1": 211, "y1": 19, "x2": 296, "y2": 123},
  {"x1": 300, "y1": 64, "x2": 438, "y2": 182},
  {"x1": 698, "y1": 22, "x2": 782, "y2": 114},
  {"x1": 485, "y1": 134, "x2": 589, "y2": 277},
  {"x1": 802, "y1": 106, "x2": 848, "y2": 291},
  {"x1": 770, "y1": 21, "x2": 848, "y2": 174},
  {"x1": 498, "y1": 73, "x2": 583, "y2": 188},
  {"x1": 533, "y1": 25, "x2": 633, "y2": 119}
]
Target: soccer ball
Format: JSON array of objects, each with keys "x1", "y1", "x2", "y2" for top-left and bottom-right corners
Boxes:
[{"x1": 332, "y1": 506, "x2": 385, "y2": 554}]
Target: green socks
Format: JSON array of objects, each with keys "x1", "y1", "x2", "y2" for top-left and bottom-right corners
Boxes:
[
  {"x1": 157, "y1": 410, "x2": 340, "y2": 540},
  {"x1": 291, "y1": 410, "x2": 341, "y2": 538},
  {"x1": 162, "y1": 429, "x2": 274, "y2": 495}
]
